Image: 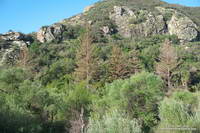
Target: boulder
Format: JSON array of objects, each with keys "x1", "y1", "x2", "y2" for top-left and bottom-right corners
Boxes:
[
  {"x1": 101, "y1": 26, "x2": 111, "y2": 35},
  {"x1": 37, "y1": 24, "x2": 65, "y2": 43},
  {"x1": 168, "y1": 13, "x2": 198, "y2": 42},
  {"x1": 109, "y1": 6, "x2": 137, "y2": 37}
]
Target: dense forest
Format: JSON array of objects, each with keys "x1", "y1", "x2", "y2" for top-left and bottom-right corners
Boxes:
[{"x1": 1, "y1": 0, "x2": 200, "y2": 133}]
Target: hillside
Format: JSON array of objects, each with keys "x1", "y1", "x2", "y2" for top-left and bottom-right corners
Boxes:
[
  {"x1": 38, "y1": 0, "x2": 200, "y2": 43},
  {"x1": 0, "y1": 0, "x2": 200, "y2": 133}
]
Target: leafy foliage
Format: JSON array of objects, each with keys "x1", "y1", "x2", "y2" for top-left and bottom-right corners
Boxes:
[{"x1": 96, "y1": 72, "x2": 164, "y2": 132}]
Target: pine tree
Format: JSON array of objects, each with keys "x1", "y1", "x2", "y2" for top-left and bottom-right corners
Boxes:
[
  {"x1": 156, "y1": 39, "x2": 178, "y2": 89},
  {"x1": 127, "y1": 50, "x2": 141, "y2": 75},
  {"x1": 74, "y1": 26, "x2": 98, "y2": 84},
  {"x1": 108, "y1": 46, "x2": 140, "y2": 81},
  {"x1": 108, "y1": 45, "x2": 127, "y2": 81}
]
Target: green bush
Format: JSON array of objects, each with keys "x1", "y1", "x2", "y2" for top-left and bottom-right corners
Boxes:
[
  {"x1": 156, "y1": 91, "x2": 200, "y2": 133},
  {"x1": 86, "y1": 110, "x2": 141, "y2": 133},
  {"x1": 0, "y1": 109, "x2": 42, "y2": 133},
  {"x1": 95, "y1": 72, "x2": 164, "y2": 131},
  {"x1": 40, "y1": 58, "x2": 75, "y2": 85},
  {"x1": 62, "y1": 25, "x2": 83, "y2": 40},
  {"x1": 0, "y1": 68, "x2": 28, "y2": 92},
  {"x1": 163, "y1": 12, "x2": 173, "y2": 21}
]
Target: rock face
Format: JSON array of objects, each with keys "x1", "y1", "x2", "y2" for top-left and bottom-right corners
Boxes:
[
  {"x1": 0, "y1": 32, "x2": 32, "y2": 66},
  {"x1": 37, "y1": 24, "x2": 65, "y2": 43},
  {"x1": 131, "y1": 13, "x2": 167, "y2": 37},
  {"x1": 168, "y1": 13, "x2": 198, "y2": 42},
  {"x1": 109, "y1": 6, "x2": 167, "y2": 38},
  {"x1": 109, "y1": 6, "x2": 136, "y2": 37},
  {"x1": 1, "y1": 32, "x2": 23, "y2": 41},
  {"x1": 1, "y1": 32, "x2": 26, "y2": 42},
  {"x1": 109, "y1": 6, "x2": 199, "y2": 41}
]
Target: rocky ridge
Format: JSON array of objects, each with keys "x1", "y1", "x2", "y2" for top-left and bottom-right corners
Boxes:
[
  {"x1": 0, "y1": 2, "x2": 200, "y2": 65},
  {"x1": 36, "y1": 5, "x2": 199, "y2": 43},
  {"x1": 109, "y1": 6, "x2": 199, "y2": 42}
]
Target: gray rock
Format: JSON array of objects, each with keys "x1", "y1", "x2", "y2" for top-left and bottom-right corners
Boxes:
[
  {"x1": 37, "y1": 24, "x2": 65, "y2": 43},
  {"x1": 110, "y1": 6, "x2": 199, "y2": 42},
  {"x1": 113, "y1": 6, "x2": 123, "y2": 16},
  {"x1": 0, "y1": 41, "x2": 26, "y2": 66},
  {"x1": 131, "y1": 13, "x2": 167, "y2": 37},
  {"x1": 1, "y1": 32, "x2": 25, "y2": 41},
  {"x1": 110, "y1": 6, "x2": 137, "y2": 37},
  {"x1": 168, "y1": 13, "x2": 198, "y2": 42},
  {"x1": 110, "y1": 6, "x2": 167, "y2": 38},
  {"x1": 0, "y1": 32, "x2": 31, "y2": 66},
  {"x1": 101, "y1": 26, "x2": 111, "y2": 35}
]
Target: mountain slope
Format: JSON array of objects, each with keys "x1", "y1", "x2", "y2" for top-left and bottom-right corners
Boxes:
[
  {"x1": 36, "y1": 0, "x2": 200, "y2": 43},
  {"x1": 0, "y1": 0, "x2": 200, "y2": 65}
]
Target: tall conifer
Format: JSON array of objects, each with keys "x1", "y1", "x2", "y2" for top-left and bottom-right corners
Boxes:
[{"x1": 156, "y1": 39, "x2": 178, "y2": 89}]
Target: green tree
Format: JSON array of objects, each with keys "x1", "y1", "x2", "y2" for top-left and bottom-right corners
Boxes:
[{"x1": 0, "y1": 68, "x2": 28, "y2": 93}]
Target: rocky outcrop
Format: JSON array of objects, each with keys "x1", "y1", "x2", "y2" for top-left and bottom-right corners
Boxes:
[
  {"x1": 0, "y1": 31, "x2": 32, "y2": 42},
  {"x1": 84, "y1": 5, "x2": 94, "y2": 13},
  {"x1": 37, "y1": 24, "x2": 65, "y2": 43},
  {"x1": 109, "y1": 6, "x2": 199, "y2": 42},
  {"x1": 0, "y1": 32, "x2": 24, "y2": 41},
  {"x1": 109, "y1": 6, "x2": 136, "y2": 37},
  {"x1": 109, "y1": 6, "x2": 167, "y2": 38},
  {"x1": 0, "y1": 45, "x2": 20, "y2": 66},
  {"x1": 131, "y1": 13, "x2": 167, "y2": 37},
  {"x1": 168, "y1": 13, "x2": 198, "y2": 42},
  {"x1": 0, "y1": 32, "x2": 31, "y2": 66}
]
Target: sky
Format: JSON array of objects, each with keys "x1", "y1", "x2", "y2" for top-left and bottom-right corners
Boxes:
[
  {"x1": 0, "y1": 0, "x2": 200, "y2": 34},
  {"x1": 0, "y1": 0, "x2": 99, "y2": 34},
  {"x1": 163, "y1": 0, "x2": 200, "y2": 7}
]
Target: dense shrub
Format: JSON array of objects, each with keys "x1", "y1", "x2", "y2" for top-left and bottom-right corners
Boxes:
[
  {"x1": 0, "y1": 68, "x2": 29, "y2": 92},
  {"x1": 40, "y1": 58, "x2": 75, "y2": 85},
  {"x1": 86, "y1": 110, "x2": 142, "y2": 133},
  {"x1": 62, "y1": 25, "x2": 83, "y2": 40},
  {"x1": 94, "y1": 72, "x2": 164, "y2": 132},
  {"x1": 156, "y1": 91, "x2": 200, "y2": 133}
]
